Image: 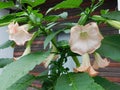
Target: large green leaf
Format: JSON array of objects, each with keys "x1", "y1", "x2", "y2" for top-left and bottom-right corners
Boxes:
[
  {"x1": 94, "y1": 76, "x2": 120, "y2": 90},
  {"x1": 0, "y1": 40, "x2": 14, "y2": 49},
  {"x1": 55, "y1": 73, "x2": 104, "y2": 90},
  {"x1": 0, "y1": 51, "x2": 49, "y2": 90},
  {"x1": 97, "y1": 34, "x2": 120, "y2": 62},
  {"x1": 7, "y1": 74, "x2": 35, "y2": 90},
  {"x1": 53, "y1": 0, "x2": 83, "y2": 10},
  {"x1": 21, "y1": 0, "x2": 46, "y2": 7},
  {"x1": 0, "y1": 58, "x2": 13, "y2": 68},
  {"x1": 102, "y1": 11, "x2": 120, "y2": 21},
  {"x1": 0, "y1": 1, "x2": 14, "y2": 9},
  {"x1": 8, "y1": 70, "x2": 48, "y2": 90}
]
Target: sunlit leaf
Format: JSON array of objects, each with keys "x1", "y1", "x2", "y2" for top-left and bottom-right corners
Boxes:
[
  {"x1": 0, "y1": 14, "x2": 28, "y2": 26},
  {"x1": 0, "y1": 1, "x2": 14, "y2": 9},
  {"x1": 54, "y1": 0, "x2": 83, "y2": 10},
  {"x1": 21, "y1": 0, "x2": 46, "y2": 7}
]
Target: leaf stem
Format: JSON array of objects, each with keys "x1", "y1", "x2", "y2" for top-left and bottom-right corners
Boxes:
[{"x1": 72, "y1": 56, "x2": 80, "y2": 67}]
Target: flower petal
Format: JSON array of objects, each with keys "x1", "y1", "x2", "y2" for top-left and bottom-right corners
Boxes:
[
  {"x1": 93, "y1": 53, "x2": 110, "y2": 69},
  {"x1": 8, "y1": 22, "x2": 33, "y2": 45},
  {"x1": 69, "y1": 22, "x2": 103, "y2": 55},
  {"x1": 74, "y1": 53, "x2": 91, "y2": 72},
  {"x1": 8, "y1": 22, "x2": 19, "y2": 34},
  {"x1": 87, "y1": 66, "x2": 98, "y2": 77}
]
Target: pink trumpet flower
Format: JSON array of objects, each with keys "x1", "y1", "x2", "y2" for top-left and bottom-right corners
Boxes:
[
  {"x1": 69, "y1": 22, "x2": 103, "y2": 55},
  {"x1": 7, "y1": 22, "x2": 33, "y2": 45}
]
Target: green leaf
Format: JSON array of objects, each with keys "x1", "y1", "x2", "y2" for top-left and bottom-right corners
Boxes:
[
  {"x1": 46, "y1": 22, "x2": 58, "y2": 30},
  {"x1": 0, "y1": 1, "x2": 14, "y2": 9},
  {"x1": 21, "y1": 0, "x2": 46, "y2": 7},
  {"x1": 44, "y1": 15, "x2": 60, "y2": 22},
  {"x1": 44, "y1": 12, "x2": 68, "y2": 22},
  {"x1": 102, "y1": 11, "x2": 120, "y2": 21},
  {"x1": 0, "y1": 13, "x2": 28, "y2": 26},
  {"x1": 55, "y1": 73, "x2": 104, "y2": 90},
  {"x1": 0, "y1": 51, "x2": 49, "y2": 90},
  {"x1": 0, "y1": 14, "x2": 16, "y2": 26},
  {"x1": 0, "y1": 40, "x2": 14, "y2": 49},
  {"x1": 97, "y1": 34, "x2": 120, "y2": 62},
  {"x1": 29, "y1": 11, "x2": 43, "y2": 24},
  {"x1": 0, "y1": 58, "x2": 13, "y2": 68},
  {"x1": 8, "y1": 70, "x2": 48, "y2": 90},
  {"x1": 94, "y1": 76, "x2": 120, "y2": 90},
  {"x1": 7, "y1": 74, "x2": 35, "y2": 90},
  {"x1": 53, "y1": 0, "x2": 83, "y2": 10},
  {"x1": 44, "y1": 30, "x2": 63, "y2": 49}
]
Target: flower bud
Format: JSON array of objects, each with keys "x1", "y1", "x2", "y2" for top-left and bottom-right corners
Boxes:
[{"x1": 106, "y1": 20, "x2": 120, "y2": 29}]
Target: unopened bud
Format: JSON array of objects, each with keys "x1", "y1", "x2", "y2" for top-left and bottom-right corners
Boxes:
[{"x1": 106, "y1": 20, "x2": 120, "y2": 29}]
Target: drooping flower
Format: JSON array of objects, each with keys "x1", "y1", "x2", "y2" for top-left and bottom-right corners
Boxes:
[
  {"x1": 7, "y1": 22, "x2": 33, "y2": 45},
  {"x1": 74, "y1": 53, "x2": 98, "y2": 76},
  {"x1": 93, "y1": 52, "x2": 110, "y2": 69},
  {"x1": 69, "y1": 22, "x2": 103, "y2": 55}
]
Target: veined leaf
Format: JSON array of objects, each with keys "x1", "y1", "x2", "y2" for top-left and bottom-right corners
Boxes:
[
  {"x1": 54, "y1": 0, "x2": 83, "y2": 10},
  {"x1": 94, "y1": 76, "x2": 120, "y2": 90},
  {"x1": 55, "y1": 73, "x2": 104, "y2": 90},
  {"x1": 21, "y1": 0, "x2": 46, "y2": 7},
  {"x1": 0, "y1": 51, "x2": 49, "y2": 90},
  {"x1": 102, "y1": 11, "x2": 120, "y2": 21},
  {"x1": 97, "y1": 34, "x2": 120, "y2": 62},
  {"x1": 0, "y1": 40, "x2": 14, "y2": 49},
  {"x1": 0, "y1": 58, "x2": 13, "y2": 68},
  {"x1": 0, "y1": 1, "x2": 14, "y2": 9}
]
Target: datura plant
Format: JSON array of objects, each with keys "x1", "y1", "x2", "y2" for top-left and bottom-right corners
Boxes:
[{"x1": 0, "y1": 0, "x2": 120, "y2": 90}]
